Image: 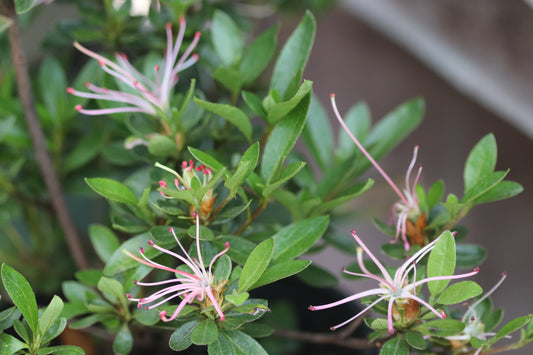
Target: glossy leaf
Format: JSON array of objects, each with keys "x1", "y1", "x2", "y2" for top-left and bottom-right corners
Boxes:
[
  {"x1": 85, "y1": 178, "x2": 138, "y2": 205},
  {"x1": 192, "y1": 319, "x2": 218, "y2": 345},
  {"x1": 239, "y1": 238, "x2": 274, "y2": 292},
  {"x1": 147, "y1": 134, "x2": 177, "y2": 157},
  {"x1": 240, "y1": 25, "x2": 278, "y2": 85},
  {"x1": 0, "y1": 333, "x2": 27, "y2": 354},
  {"x1": 225, "y1": 142, "x2": 260, "y2": 196},
  {"x1": 464, "y1": 134, "x2": 496, "y2": 192},
  {"x1": 113, "y1": 323, "x2": 133, "y2": 355},
  {"x1": 1, "y1": 264, "x2": 38, "y2": 335},
  {"x1": 337, "y1": 102, "x2": 371, "y2": 162},
  {"x1": 405, "y1": 330, "x2": 427, "y2": 350},
  {"x1": 494, "y1": 315, "x2": 531, "y2": 341},
  {"x1": 89, "y1": 224, "x2": 120, "y2": 263},
  {"x1": 215, "y1": 236, "x2": 257, "y2": 266},
  {"x1": 242, "y1": 91, "x2": 267, "y2": 119},
  {"x1": 272, "y1": 215, "x2": 329, "y2": 262},
  {"x1": 302, "y1": 94, "x2": 334, "y2": 170},
  {"x1": 97, "y1": 277, "x2": 125, "y2": 306},
  {"x1": 194, "y1": 98, "x2": 251, "y2": 141},
  {"x1": 436, "y1": 281, "x2": 482, "y2": 305},
  {"x1": 250, "y1": 260, "x2": 311, "y2": 290},
  {"x1": 260, "y1": 93, "x2": 310, "y2": 183},
  {"x1": 427, "y1": 231, "x2": 455, "y2": 296},
  {"x1": 212, "y1": 10, "x2": 243, "y2": 67},
  {"x1": 38, "y1": 295, "x2": 64, "y2": 337},
  {"x1": 472, "y1": 180, "x2": 523, "y2": 205},
  {"x1": 415, "y1": 319, "x2": 465, "y2": 337},
  {"x1": 169, "y1": 321, "x2": 197, "y2": 351},
  {"x1": 462, "y1": 170, "x2": 507, "y2": 203},
  {"x1": 210, "y1": 329, "x2": 267, "y2": 355},
  {"x1": 380, "y1": 335, "x2": 408, "y2": 355},
  {"x1": 39, "y1": 56, "x2": 69, "y2": 123},
  {"x1": 271, "y1": 11, "x2": 316, "y2": 99},
  {"x1": 455, "y1": 244, "x2": 487, "y2": 268},
  {"x1": 36, "y1": 345, "x2": 84, "y2": 355},
  {"x1": 265, "y1": 80, "x2": 312, "y2": 124}
]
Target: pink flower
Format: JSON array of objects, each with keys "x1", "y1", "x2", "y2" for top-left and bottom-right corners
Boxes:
[
  {"x1": 68, "y1": 17, "x2": 200, "y2": 117},
  {"x1": 330, "y1": 93, "x2": 422, "y2": 250},
  {"x1": 126, "y1": 213, "x2": 229, "y2": 322},
  {"x1": 309, "y1": 230, "x2": 479, "y2": 334}
]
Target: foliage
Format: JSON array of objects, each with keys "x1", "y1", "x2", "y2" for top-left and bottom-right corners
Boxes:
[{"x1": 0, "y1": 0, "x2": 530, "y2": 354}]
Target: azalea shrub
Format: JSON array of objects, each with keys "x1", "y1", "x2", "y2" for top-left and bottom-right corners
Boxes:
[{"x1": 0, "y1": 0, "x2": 532, "y2": 354}]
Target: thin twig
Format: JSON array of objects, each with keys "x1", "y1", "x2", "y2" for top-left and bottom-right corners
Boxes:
[
  {"x1": 1, "y1": 0, "x2": 88, "y2": 269},
  {"x1": 273, "y1": 328, "x2": 379, "y2": 350}
]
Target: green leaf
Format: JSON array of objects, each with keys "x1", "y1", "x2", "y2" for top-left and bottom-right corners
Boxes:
[
  {"x1": 41, "y1": 316, "x2": 67, "y2": 345},
  {"x1": 240, "y1": 323, "x2": 274, "y2": 338},
  {"x1": 63, "y1": 131, "x2": 106, "y2": 173},
  {"x1": 337, "y1": 102, "x2": 371, "y2": 162},
  {"x1": 215, "y1": 236, "x2": 256, "y2": 266},
  {"x1": 415, "y1": 319, "x2": 465, "y2": 337},
  {"x1": 89, "y1": 224, "x2": 120, "y2": 263},
  {"x1": 1, "y1": 264, "x2": 38, "y2": 335},
  {"x1": 113, "y1": 323, "x2": 133, "y2": 355},
  {"x1": 225, "y1": 291, "x2": 249, "y2": 306},
  {"x1": 427, "y1": 231, "x2": 456, "y2": 296},
  {"x1": 494, "y1": 315, "x2": 531, "y2": 341},
  {"x1": 472, "y1": 180, "x2": 523, "y2": 205},
  {"x1": 380, "y1": 335, "x2": 408, "y2": 355},
  {"x1": 250, "y1": 260, "x2": 311, "y2": 290},
  {"x1": 38, "y1": 295, "x2": 64, "y2": 337},
  {"x1": 455, "y1": 244, "x2": 487, "y2": 268},
  {"x1": 39, "y1": 56, "x2": 69, "y2": 122},
  {"x1": 0, "y1": 307, "x2": 21, "y2": 332},
  {"x1": 311, "y1": 179, "x2": 374, "y2": 216},
  {"x1": 427, "y1": 180, "x2": 445, "y2": 209},
  {"x1": 191, "y1": 319, "x2": 218, "y2": 345},
  {"x1": 302, "y1": 94, "x2": 334, "y2": 170},
  {"x1": 212, "y1": 329, "x2": 268, "y2": 355},
  {"x1": 436, "y1": 281, "x2": 482, "y2": 305},
  {"x1": 265, "y1": 80, "x2": 313, "y2": 124},
  {"x1": 366, "y1": 98, "x2": 425, "y2": 160},
  {"x1": 238, "y1": 239, "x2": 274, "y2": 292},
  {"x1": 240, "y1": 25, "x2": 278, "y2": 85},
  {"x1": 97, "y1": 277, "x2": 125, "y2": 305},
  {"x1": 260, "y1": 93, "x2": 311, "y2": 183},
  {"x1": 262, "y1": 161, "x2": 306, "y2": 197},
  {"x1": 213, "y1": 67, "x2": 244, "y2": 96},
  {"x1": 169, "y1": 321, "x2": 198, "y2": 351},
  {"x1": 225, "y1": 142, "x2": 259, "y2": 196},
  {"x1": 297, "y1": 264, "x2": 338, "y2": 288},
  {"x1": 271, "y1": 11, "x2": 316, "y2": 99},
  {"x1": 188, "y1": 147, "x2": 226, "y2": 172},
  {"x1": 85, "y1": 178, "x2": 138, "y2": 205},
  {"x1": 213, "y1": 255, "x2": 232, "y2": 284},
  {"x1": 272, "y1": 215, "x2": 329, "y2": 262},
  {"x1": 404, "y1": 330, "x2": 427, "y2": 350},
  {"x1": 36, "y1": 345, "x2": 84, "y2": 355},
  {"x1": 464, "y1": 134, "x2": 497, "y2": 192},
  {"x1": 147, "y1": 134, "x2": 177, "y2": 157},
  {"x1": 462, "y1": 171, "x2": 508, "y2": 203},
  {"x1": 0, "y1": 333, "x2": 27, "y2": 354},
  {"x1": 242, "y1": 91, "x2": 267, "y2": 119},
  {"x1": 193, "y1": 98, "x2": 252, "y2": 141},
  {"x1": 212, "y1": 10, "x2": 243, "y2": 67}
]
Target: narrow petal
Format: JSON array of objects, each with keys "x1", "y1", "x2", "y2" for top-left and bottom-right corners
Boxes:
[{"x1": 309, "y1": 288, "x2": 386, "y2": 311}]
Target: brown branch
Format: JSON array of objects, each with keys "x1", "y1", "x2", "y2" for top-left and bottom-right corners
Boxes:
[
  {"x1": 1, "y1": 0, "x2": 88, "y2": 269},
  {"x1": 272, "y1": 317, "x2": 381, "y2": 350}
]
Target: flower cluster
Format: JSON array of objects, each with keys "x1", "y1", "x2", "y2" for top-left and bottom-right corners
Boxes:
[
  {"x1": 156, "y1": 160, "x2": 215, "y2": 217},
  {"x1": 68, "y1": 17, "x2": 200, "y2": 118},
  {"x1": 125, "y1": 213, "x2": 229, "y2": 322},
  {"x1": 309, "y1": 230, "x2": 479, "y2": 334},
  {"x1": 330, "y1": 93, "x2": 423, "y2": 250}
]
